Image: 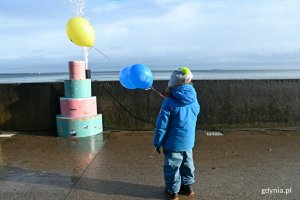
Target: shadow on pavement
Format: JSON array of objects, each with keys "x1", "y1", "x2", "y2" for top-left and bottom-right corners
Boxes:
[{"x1": 0, "y1": 165, "x2": 164, "y2": 199}]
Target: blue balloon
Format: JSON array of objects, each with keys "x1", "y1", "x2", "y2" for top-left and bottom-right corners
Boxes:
[
  {"x1": 128, "y1": 64, "x2": 153, "y2": 89},
  {"x1": 119, "y1": 66, "x2": 136, "y2": 89}
]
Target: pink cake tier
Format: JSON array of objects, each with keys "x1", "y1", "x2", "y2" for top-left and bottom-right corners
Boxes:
[
  {"x1": 69, "y1": 61, "x2": 86, "y2": 80},
  {"x1": 60, "y1": 97, "x2": 97, "y2": 118}
]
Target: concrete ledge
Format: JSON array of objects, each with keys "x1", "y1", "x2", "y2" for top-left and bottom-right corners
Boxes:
[{"x1": 1, "y1": 79, "x2": 300, "y2": 132}]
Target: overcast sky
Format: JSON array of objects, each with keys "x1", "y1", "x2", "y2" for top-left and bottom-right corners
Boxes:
[{"x1": 0, "y1": 0, "x2": 300, "y2": 73}]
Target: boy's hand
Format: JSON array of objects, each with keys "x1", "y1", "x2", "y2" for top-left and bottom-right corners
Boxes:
[{"x1": 156, "y1": 147, "x2": 161, "y2": 154}]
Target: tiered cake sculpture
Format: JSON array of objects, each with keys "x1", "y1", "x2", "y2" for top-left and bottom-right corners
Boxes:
[{"x1": 56, "y1": 61, "x2": 103, "y2": 137}]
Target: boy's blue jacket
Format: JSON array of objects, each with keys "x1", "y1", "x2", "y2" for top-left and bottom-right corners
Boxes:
[{"x1": 153, "y1": 84, "x2": 200, "y2": 151}]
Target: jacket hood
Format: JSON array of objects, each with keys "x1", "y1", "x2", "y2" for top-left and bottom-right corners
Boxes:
[{"x1": 171, "y1": 84, "x2": 197, "y2": 105}]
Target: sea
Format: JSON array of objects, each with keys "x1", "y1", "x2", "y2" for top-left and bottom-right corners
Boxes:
[{"x1": 1, "y1": 69, "x2": 300, "y2": 84}]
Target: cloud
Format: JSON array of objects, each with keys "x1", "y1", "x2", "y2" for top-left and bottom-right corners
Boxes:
[
  {"x1": 0, "y1": 16, "x2": 28, "y2": 30},
  {"x1": 154, "y1": 0, "x2": 183, "y2": 5},
  {"x1": 90, "y1": 1, "x2": 124, "y2": 13},
  {"x1": 88, "y1": 0, "x2": 300, "y2": 70},
  {"x1": 1, "y1": 0, "x2": 300, "y2": 73}
]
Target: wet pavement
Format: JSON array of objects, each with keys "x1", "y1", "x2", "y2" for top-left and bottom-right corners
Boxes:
[{"x1": 0, "y1": 130, "x2": 299, "y2": 200}]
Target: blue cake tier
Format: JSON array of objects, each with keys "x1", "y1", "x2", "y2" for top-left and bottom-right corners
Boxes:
[
  {"x1": 64, "y1": 79, "x2": 91, "y2": 98},
  {"x1": 56, "y1": 114, "x2": 102, "y2": 138}
]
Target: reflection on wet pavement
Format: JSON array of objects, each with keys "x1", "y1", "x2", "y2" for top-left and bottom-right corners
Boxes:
[
  {"x1": 0, "y1": 133, "x2": 104, "y2": 173},
  {"x1": 0, "y1": 132, "x2": 105, "y2": 200}
]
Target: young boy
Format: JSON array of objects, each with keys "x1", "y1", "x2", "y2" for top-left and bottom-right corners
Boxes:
[{"x1": 154, "y1": 67, "x2": 200, "y2": 200}]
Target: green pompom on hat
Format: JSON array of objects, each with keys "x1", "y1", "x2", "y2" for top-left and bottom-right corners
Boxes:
[{"x1": 181, "y1": 66, "x2": 191, "y2": 75}]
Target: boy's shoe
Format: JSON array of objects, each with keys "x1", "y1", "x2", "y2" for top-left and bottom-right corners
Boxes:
[
  {"x1": 164, "y1": 190, "x2": 179, "y2": 200},
  {"x1": 179, "y1": 185, "x2": 195, "y2": 196}
]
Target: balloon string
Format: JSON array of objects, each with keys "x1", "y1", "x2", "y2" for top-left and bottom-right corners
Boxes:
[
  {"x1": 151, "y1": 87, "x2": 166, "y2": 99},
  {"x1": 93, "y1": 47, "x2": 111, "y2": 60}
]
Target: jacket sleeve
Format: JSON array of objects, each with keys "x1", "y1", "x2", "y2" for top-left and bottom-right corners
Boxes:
[{"x1": 153, "y1": 99, "x2": 171, "y2": 148}]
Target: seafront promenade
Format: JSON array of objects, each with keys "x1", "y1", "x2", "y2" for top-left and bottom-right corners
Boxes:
[{"x1": 0, "y1": 130, "x2": 299, "y2": 199}]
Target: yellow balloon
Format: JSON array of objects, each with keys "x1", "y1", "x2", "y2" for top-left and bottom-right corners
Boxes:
[{"x1": 66, "y1": 17, "x2": 95, "y2": 47}]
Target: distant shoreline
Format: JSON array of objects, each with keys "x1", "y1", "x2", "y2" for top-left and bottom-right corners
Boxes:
[
  {"x1": 2, "y1": 68, "x2": 300, "y2": 75},
  {"x1": 1, "y1": 69, "x2": 300, "y2": 84}
]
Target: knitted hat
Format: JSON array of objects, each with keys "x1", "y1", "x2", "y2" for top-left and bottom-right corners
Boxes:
[{"x1": 168, "y1": 66, "x2": 193, "y2": 88}]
